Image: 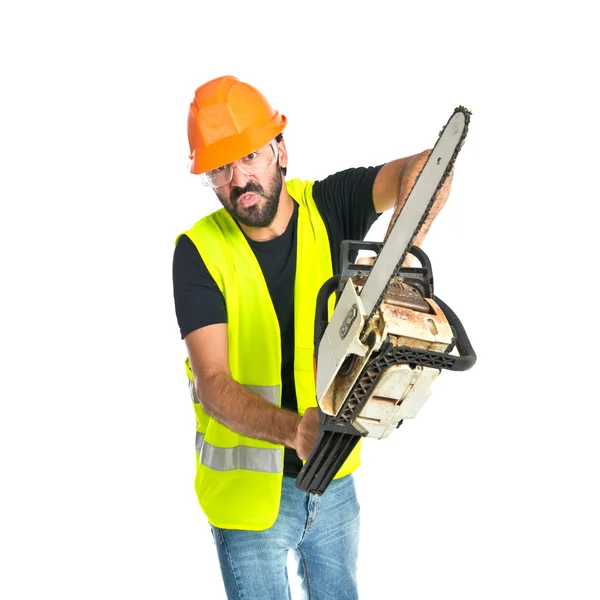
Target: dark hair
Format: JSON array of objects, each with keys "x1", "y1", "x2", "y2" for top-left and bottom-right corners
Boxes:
[{"x1": 275, "y1": 133, "x2": 287, "y2": 176}]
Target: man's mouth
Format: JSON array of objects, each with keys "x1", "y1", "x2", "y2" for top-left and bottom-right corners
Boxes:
[{"x1": 237, "y1": 192, "x2": 258, "y2": 207}]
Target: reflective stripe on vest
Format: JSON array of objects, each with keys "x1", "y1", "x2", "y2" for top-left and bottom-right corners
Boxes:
[{"x1": 195, "y1": 432, "x2": 282, "y2": 473}]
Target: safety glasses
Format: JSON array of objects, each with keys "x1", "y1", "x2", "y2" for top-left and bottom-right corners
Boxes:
[{"x1": 200, "y1": 140, "x2": 279, "y2": 188}]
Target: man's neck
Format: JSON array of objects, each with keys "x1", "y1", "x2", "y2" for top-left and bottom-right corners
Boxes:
[{"x1": 239, "y1": 187, "x2": 294, "y2": 242}]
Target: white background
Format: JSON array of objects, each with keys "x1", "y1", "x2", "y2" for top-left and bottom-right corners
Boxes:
[{"x1": 1, "y1": 1, "x2": 598, "y2": 598}]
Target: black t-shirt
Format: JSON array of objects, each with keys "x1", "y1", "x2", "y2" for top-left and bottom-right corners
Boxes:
[{"x1": 173, "y1": 166, "x2": 383, "y2": 476}]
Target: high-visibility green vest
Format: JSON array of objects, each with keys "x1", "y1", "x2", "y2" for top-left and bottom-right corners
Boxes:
[{"x1": 180, "y1": 178, "x2": 361, "y2": 530}]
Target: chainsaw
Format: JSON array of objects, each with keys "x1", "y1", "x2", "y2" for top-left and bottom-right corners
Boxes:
[{"x1": 295, "y1": 107, "x2": 477, "y2": 495}]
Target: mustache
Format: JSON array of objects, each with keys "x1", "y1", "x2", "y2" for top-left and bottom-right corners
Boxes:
[{"x1": 230, "y1": 181, "x2": 265, "y2": 205}]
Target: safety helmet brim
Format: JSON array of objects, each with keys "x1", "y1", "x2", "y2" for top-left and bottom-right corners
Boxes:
[{"x1": 189, "y1": 112, "x2": 287, "y2": 175}]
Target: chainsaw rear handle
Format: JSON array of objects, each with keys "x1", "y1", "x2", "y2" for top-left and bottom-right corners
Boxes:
[{"x1": 431, "y1": 294, "x2": 477, "y2": 371}]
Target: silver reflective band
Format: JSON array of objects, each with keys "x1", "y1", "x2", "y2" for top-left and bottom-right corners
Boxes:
[
  {"x1": 246, "y1": 384, "x2": 280, "y2": 406},
  {"x1": 188, "y1": 379, "x2": 280, "y2": 407},
  {"x1": 189, "y1": 379, "x2": 200, "y2": 404},
  {"x1": 195, "y1": 432, "x2": 282, "y2": 473}
]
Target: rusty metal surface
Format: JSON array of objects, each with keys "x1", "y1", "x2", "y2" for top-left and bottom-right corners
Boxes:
[
  {"x1": 380, "y1": 299, "x2": 452, "y2": 353},
  {"x1": 384, "y1": 278, "x2": 432, "y2": 313}
]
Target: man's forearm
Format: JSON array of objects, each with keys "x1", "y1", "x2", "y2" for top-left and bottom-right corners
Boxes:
[{"x1": 196, "y1": 371, "x2": 301, "y2": 448}]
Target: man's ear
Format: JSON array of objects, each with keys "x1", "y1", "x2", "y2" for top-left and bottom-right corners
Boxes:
[{"x1": 278, "y1": 138, "x2": 288, "y2": 171}]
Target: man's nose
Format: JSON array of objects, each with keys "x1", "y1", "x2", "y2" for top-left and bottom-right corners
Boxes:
[{"x1": 230, "y1": 165, "x2": 251, "y2": 187}]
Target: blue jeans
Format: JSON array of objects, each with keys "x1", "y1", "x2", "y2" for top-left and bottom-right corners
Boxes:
[{"x1": 210, "y1": 474, "x2": 360, "y2": 599}]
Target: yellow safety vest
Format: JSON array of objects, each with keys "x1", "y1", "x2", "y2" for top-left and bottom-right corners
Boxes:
[{"x1": 180, "y1": 178, "x2": 360, "y2": 530}]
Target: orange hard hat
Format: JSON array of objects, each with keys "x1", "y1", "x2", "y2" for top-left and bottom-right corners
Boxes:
[{"x1": 187, "y1": 75, "x2": 287, "y2": 174}]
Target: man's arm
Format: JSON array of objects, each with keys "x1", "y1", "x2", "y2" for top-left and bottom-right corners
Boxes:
[
  {"x1": 185, "y1": 324, "x2": 319, "y2": 460},
  {"x1": 372, "y1": 150, "x2": 453, "y2": 250}
]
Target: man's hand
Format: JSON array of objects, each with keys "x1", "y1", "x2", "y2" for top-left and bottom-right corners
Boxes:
[{"x1": 295, "y1": 407, "x2": 320, "y2": 460}]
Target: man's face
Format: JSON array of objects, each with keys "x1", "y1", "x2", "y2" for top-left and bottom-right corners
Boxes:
[{"x1": 215, "y1": 164, "x2": 284, "y2": 228}]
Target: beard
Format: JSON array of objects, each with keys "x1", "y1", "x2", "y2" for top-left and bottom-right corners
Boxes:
[{"x1": 216, "y1": 167, "x2": 284, "y2": 228}]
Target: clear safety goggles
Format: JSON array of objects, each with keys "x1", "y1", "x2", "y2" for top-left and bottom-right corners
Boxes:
[{"x1": 200, "y1": 139, "x2": 279, "y2": 188}]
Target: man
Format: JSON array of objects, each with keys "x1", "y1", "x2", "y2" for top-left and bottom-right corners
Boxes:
[{"x1": 172, "y1": 75, "x2": 452, "y2": 599}]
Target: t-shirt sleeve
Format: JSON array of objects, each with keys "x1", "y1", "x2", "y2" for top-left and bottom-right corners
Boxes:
[
  {"x1": 312, "y1": 165, "x2": 383, "y2": 272},
  {"x1": 172, "y1": 234, "x2": 227, "y2": 339}
]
